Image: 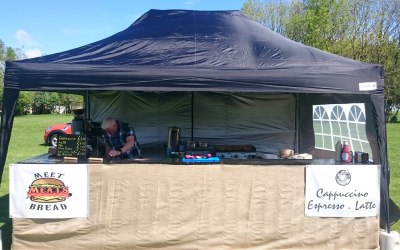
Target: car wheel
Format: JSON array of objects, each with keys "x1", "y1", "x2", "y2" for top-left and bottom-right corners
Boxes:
[{"x1": 49, "y1": 133, "x2": 61, "y2": 147}]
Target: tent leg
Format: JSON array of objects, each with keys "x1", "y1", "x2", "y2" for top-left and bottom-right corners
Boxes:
[
  {"x1": 0, "y1": 88, "x2": 20, "y2": 184},
  {"x1": 295, "y1": 93, "x2": 300, "y2": 153},
  {"x1": 191, "y1": 92, "x2": 194, "y2": 141},
  {"x1": 85, "y1": 90, "x2": 90, "y2": 120}
]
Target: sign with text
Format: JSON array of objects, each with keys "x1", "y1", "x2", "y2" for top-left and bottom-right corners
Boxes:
[
  {"x1": 9, "y1": 164, "x2": 88, "y2": 218},
  {"x1": 57, "y1": 134, "x2": 86, "y2": 157},
  {"x1": 305, "y1": 165, "x2": 380, "y2": 217}
]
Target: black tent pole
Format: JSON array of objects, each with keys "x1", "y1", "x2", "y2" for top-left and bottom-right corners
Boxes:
[
  {"x1": 0, "y1": 88, "x2": 20, "y2": 184},
  {"x1": 191, "y1": 92, "x2": 194, "y2": 141},
  {"x1": 295, "y1": 93, "x2": 300, "y2": 153},
  {"x1": 85, "y1": 90, "x2": 90, "y2": 120}
]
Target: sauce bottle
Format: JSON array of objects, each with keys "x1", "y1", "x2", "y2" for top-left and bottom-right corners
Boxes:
[{"x1": 341, "y1": 140, "x2": 351, "y2": 163}]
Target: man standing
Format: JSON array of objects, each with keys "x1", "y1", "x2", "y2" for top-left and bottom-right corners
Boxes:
[{"x1": 101, "y1": 117, "x2": 141, "y2": 159}]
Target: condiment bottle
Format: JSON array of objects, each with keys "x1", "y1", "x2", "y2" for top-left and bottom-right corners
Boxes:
[
  {"x1": 341, "y1": 140, "x2": 351, "y2": 163},
  {"x1": 335, "y1": 140, "x2": 342, "y2": 162}
]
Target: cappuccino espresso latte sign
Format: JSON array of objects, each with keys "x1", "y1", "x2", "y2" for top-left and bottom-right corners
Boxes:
[{"x1": 305, "y1": 165, "x2": 380, "y2": 217}]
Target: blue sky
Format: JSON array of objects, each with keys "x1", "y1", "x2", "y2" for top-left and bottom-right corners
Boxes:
[{"x1": 0, "y1": 0, "x2": 245, "y2": 58}]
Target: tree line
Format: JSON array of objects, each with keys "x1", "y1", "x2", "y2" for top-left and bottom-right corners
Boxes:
[
  {"x1": 0, "y1": 40, "x2": 82, "y2": 116},
  {"x1": 242, "y1": 0, "x2": 400, "y2": 122}
]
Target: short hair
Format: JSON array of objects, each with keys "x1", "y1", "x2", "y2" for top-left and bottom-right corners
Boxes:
[{"x1": 101, "y1": 118, "x2": 117, "y2": 130}]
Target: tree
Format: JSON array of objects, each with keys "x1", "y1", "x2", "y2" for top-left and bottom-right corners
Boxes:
[
  {"x1": 1, "y1": 39, "x2": 23, "y2": 111},
  {"x1": 242, "y1": 0, "x2": 268, "y2": 26},
  {"x1": 58, "y1": 93, "x2": 83, "y2": 113},
  {"x1": 30, "y1": 91, "x2": 83, "y2": 114},
  {"x1": 1, "y1": 39, "x2": 84, "y2": 115},
  {"x1": 31, "y1": 92, "x2": 61, "y2": 114},
  {"x1": 0, "y1": 40, "x2": 7, "y2": 104},
  {"x1": 242, "y1": 0, "x2": 294, "y2": 36},
  {"x1": 15, "y1": 91, "x2": 33, "y2": 115},
  {"x1": 242, "y1": 0, "x2": 400, "y2": 122}
]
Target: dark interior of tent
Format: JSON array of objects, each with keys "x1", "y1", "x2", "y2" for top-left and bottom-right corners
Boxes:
[{"x1": 84, "y1": 91, "x2": 378, "y2": 161}]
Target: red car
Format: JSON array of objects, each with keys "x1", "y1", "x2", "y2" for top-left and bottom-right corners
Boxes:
[{"x1": 44, "y1": 123, "x2": 72, "y2": 147}]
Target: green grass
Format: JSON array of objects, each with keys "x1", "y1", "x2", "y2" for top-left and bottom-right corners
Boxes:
[
  {"x1": 0, "y1": 115, "x2": 399, "y2": 249},
  {"x1": 387, "y1": 123, "x2": 400, "y2": 232},
  {"x1": 0, "y1": 114, "x2": 73, "y2": 250}
]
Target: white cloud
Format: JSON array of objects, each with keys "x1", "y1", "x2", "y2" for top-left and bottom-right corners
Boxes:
[
  {"x1": 13, "y1": 29, "x2": 42, "y2": 58},
  {"x1": 184, "y1": 0, "x2": 201, "y2": 6},
  {"x1": 25, "y1": 48, "x2": 43, "y2": 58},
  {"x1": 14, "y1": 29, "x2": 41, "y2": 47},
  {"x1": 183, "y1": 1, "x2": 197, "y2": 5}
]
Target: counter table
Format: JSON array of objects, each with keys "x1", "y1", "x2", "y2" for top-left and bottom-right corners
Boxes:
[{"x1": 11, "y1": 153, "x2": 380, "y2": 249}]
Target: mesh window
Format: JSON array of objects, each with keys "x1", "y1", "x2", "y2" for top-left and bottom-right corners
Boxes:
[{"x1": 312, "y1": 103, "x2": 372, "y2": 161}]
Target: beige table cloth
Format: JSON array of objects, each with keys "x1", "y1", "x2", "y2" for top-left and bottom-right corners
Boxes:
[{"x1": 12, "y1": 164, "x2": 379, "y2": 249}]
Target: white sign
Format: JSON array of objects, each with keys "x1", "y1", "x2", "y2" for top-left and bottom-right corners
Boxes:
[
  {"x1": 10, "y1": 164, "x2": 89, "y2": 218},
  {"x1": 305, "y1": 165, "x2": 380, "y2": 217},
  {"x1": 359, "y1": 81, "x2": 377, "y2": 91}
]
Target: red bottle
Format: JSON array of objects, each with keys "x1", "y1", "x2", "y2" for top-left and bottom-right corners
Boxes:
[{"x1": 341, "y1": 140, "x2": 351, "y2": 163}]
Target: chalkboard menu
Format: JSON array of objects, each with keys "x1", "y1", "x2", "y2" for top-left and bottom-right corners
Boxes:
[{"x1": 57, "y1": 134, "x2": 86, "y2": 157}]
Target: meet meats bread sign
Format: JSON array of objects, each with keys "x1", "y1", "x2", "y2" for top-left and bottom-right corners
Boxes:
[
  {"x1": 27, "y1": 178, "x2": 71, "y2": 203},
  {"x1": 305, "y1": 165, "x2": 380, "y2": 217},
  {"x1": 10, "y1": 164, "x2": 88, "y2": 218}
]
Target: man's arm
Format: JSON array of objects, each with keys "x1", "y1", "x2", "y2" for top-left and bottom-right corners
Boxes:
[
  {"x1": 120, "y1": 135, "x2": 135, "y2": 154},
  {"x1": 108, "y1": 135, "x2": 135, "y2": 157}
]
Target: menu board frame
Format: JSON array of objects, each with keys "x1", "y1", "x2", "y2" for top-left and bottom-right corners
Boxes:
[{"x1": 56, "y1": 134, "x2": 86, "y2": 157}]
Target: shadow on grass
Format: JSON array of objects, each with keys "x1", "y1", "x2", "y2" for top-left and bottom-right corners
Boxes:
[{"x1": 0, "y1": 194, "x2": 12, "y2": 250}]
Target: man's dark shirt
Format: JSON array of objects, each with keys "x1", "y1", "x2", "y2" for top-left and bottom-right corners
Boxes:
[{"x1": 103, "y1": 121, "x2": 141, "y2": 159}]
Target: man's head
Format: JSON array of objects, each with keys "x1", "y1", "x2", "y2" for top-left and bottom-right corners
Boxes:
[{"x1": 101, "y1": 118, "x2": 118, "y2": 135}]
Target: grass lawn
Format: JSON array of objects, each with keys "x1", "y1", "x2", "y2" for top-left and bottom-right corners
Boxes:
[
  {"x1": 387, "y1": 123, "x2": 400, "y2": 232},
  {"x1": 0, "y1": 114, "x2": 73, "y2": 250},
  {"x1": 0, "y1": 114, "x2": 399, "y2": 249}
]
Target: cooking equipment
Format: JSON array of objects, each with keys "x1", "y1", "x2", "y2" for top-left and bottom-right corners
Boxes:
[
  {"x1": 185, "y1": 147, "x2": 215, "y2": 157},
  {"x1": 186, "y1": 140, "x2": 196, "y2": 148},
  {"x1": 72, "y1": 115, "x2": 84, "y2": 135},
  {"x1": 167, "y1": 126, "x2": 181, "y2": 153},
  {"x1": 71, "y1": 103, "x2": 85, "y2": 135},
  {"x1": 214, "y1": 145, "x2": 256, "y2": 159}
]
